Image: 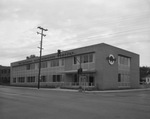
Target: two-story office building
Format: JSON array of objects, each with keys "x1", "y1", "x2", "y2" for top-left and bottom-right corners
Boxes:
[{"x1": 10, "y1": 43, "x2": 139, "y2": 90}]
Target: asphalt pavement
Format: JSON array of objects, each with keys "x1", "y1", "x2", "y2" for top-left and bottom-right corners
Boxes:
[{"x1": 0, "y1": 86, "x2": 150, "y2": 119}]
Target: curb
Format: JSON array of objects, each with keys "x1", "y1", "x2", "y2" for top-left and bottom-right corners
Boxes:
[{"x1": 1, "y1": 85, "x2": 150, "y2": 93}]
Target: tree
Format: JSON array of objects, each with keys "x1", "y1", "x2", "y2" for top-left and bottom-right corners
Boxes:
[
  {"x1": 140, "y1": 66, "x2": 150, "y2": 82},
  {"x1": 26, "y1": 55, "x2": 37, "y2": 59}
]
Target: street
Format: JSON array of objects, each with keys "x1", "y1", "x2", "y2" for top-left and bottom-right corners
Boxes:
[{"x1": 0, "y1": 86, "x2": 150, "y2": 119}]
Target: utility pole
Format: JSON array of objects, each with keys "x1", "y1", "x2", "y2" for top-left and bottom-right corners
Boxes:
[
  {"x1": 76, "y1": 57, "x2": 83, "y2": 91},
  {"x1": 37, "y1": 26, "x2": 48, "y2": 89}
]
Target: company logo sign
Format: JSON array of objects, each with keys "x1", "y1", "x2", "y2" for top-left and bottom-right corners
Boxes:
[{"x1": 107, "y1": 54, "x2": 116, "y2": 65}]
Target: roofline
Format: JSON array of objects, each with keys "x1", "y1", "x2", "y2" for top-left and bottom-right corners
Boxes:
[
  {"x1": 11, "y1": 42, "x2": 139, "y2": 65},
  {"x1": 61, "y1": 42, "x2": 139, "y2": 56}
]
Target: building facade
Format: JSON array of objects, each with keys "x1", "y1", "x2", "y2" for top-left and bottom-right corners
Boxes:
[
  {"x1": 10, "y1": 43, "x2": 140, "y2": 90},
  {"x1": 0, "y1": 65, "x2": 10, "y2": 85}
]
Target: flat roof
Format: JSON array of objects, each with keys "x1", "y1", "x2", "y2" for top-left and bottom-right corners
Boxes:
[{"x1": 11, "y1": 43, "x2": 139, "y2": 66}]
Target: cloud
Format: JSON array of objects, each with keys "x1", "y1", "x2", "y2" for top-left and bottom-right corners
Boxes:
[{"x1": 0, "y1": 0, "x2": 150, "y2": 66}]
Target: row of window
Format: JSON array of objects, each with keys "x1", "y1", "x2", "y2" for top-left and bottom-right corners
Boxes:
[
  {"x1": 0, "y1": 77, "x2": 10, "y2": 83},
  {"x1": 53, "y1": 75, "x2": 62, "y2": 82},
  {"x1": 14, "y1": 53, "x2": 94, "y2": 71},
  {"x1": 18, "y1": 77, "x2": 25, "y2": 83},
  {"x1": 0, "y1": 77, "x2": 10, "y2": 81},
  {"x1": 1, "y1": 69, "x2": 10, "y2": 74},
  {"x1": 26, "y1": 59, "x2": 65, "y2": 70},
  {"x1": 13, "y1": 75, "x2": 63, "y2": 83},
  {"x1": 27, "y1": 76, "x2": 35, "y2": 82},
  {"x1": 74, "y1": 53, "x2": 94, "y2": 64}
]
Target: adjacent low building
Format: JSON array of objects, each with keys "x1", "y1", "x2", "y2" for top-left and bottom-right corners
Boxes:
[
  {"x1": 10, "y1": 43, "x2": 140, "y2": 90},
  {"x1": 0, "y1": 65, "x2": 10, "y2": 85},
  {"x1": 142, "y1": 74, "x2": 150, "y2": 84}
]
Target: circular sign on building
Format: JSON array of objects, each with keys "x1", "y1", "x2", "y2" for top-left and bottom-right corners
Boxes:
[{"x1": 108, "y1": 54, "x2": 116, "y2": 65}]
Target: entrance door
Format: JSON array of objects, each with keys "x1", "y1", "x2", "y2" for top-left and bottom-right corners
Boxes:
[{"x1": 89, "y1": 75, "x2": 94, "y2": 86}]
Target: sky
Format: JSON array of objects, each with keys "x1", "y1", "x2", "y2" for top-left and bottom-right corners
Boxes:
[{"x1": 0, "y1": 0, "x2": 150, "y2": 66}]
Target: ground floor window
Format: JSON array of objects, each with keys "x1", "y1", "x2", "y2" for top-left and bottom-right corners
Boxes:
[
  {"x1": 118, "y1": 73, "x2": 121, "y2": 82},
  {"x1": 0, "y1": 77, "x2": 10, "y2": 83},
  {"x1": 13, "y1": 78, "x2": 16, "y2": 83},
  {"x1": 53, "y1": 75, "x2": 62, "y2": 82},
  {"x1": 74, "y1": 74, "x2": 78, "y2": 82},
  {"x1": 18, "y1": 77, "x2": 25, "y2": 83},
  {"x1": 27, "y1": 76, "x2": 35, "y2": 82},
  {"x1": 41, "y1": 76, "x2": 47, "y2": 82},
  {"x1": 118, "y1": 73, "x2": 130, "y2": 87}
]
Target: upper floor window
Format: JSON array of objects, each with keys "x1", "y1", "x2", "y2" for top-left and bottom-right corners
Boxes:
[
  {"x1": 118, "y1": 55, "x2": 130, "y2": 66},
  {"x1": 81, "y1": 54, "x2": 88, "y2": 63},
  {"x1": 89, "y1": 53, "x2": 93, "y2": 62},
  {"x1": 74, "y1": 56, "x2": 79, "y2": 64},
  {"x1": 26, "y1": 63, "x2": 35, "y2": 70},
  {"x1": 74, "y1": 53, "x2": 94, "y2": 64},
  {"x1": 41, "y1": 61, "x2": 47, "y2": 68},
  {"x1": 51, "y1": 59, "x2": 59, "y2": 67},
  {"x1": 61, "y1": 59, "x2": 65, "y2": 66},
  {"x1": 1, "y1": 69, "x2": 9, "y2": 74},
  {"x1": 74, "y1": 56, "x2": 80, "y2": 64}
]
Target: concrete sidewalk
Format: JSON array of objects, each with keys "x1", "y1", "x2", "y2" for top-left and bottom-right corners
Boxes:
[
  {"x1": 1, "y1": 85, "x2": 150, "y2": 93},
  {"x1": 47, "y1": 87, "x2": 150, "y2": 93}
]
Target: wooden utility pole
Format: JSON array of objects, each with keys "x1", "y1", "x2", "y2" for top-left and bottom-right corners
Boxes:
[{"x1": 37, "y1": 26, "x2": 48, "y2": 89}]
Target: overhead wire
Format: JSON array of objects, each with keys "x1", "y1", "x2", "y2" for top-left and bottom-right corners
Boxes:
[
  {"x1": 3, "y1": 11, "x2": 150, "y2": 60},
  {"x1": 44, "y1": 11, "x2": 150, "y2": 41}
]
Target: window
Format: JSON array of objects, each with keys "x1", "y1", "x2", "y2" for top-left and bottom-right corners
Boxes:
[
  {"x1": 30, "y1": 64, "x2": 35, "y2": 69},
  {"x1": 74, "y1": 57, "x2": 76, "y2": 64},
  {"x1": 118, "y1": 73, "x2": 121, "y2": 82},
  {"x1": 41, "y1": 76, "x2": 46, "y2": 82},
  {"x1": 118, "y1": 55, "x2": 131, "y2": 87},
  {"x1": 53, "y1": 75, "x2": 57, "y2": 82},
  {"x1": 83, "y1": 54, "x2": 88, "y2": 63},
  {"x1": 57, "y1": 75, "x2": 61, "y2": 82},
  {"x1": 1, "y1": 70, "x2": 7, "y2": 74},
  {"x1": 26, "y1": 64, "x2": 35, "y2": 70},
  {"x1": 41, "y1": 61, "x2": 47, "y2": 68},
  {"x1": 13, "y1": 78, "x2": 16, "y2": 83},
  {"x1": 27, "y1": 65, "x2": 30, "y2": 70},
  {"x1": 74, "y1": 56, "x2": 79, "y2": 64},
  {"x1": 80, "y1": 55, "x2": 83, "y2": 63},
  {"x1": 51, "y1": 59, "x2": 59, "y2": 67},
  {"x1": 18, "y1": 77, "x2": 25, "y2": 83},
  {"x1": 80, "y1": 53, "x2": 94, "y2": 63},
  {"x1": 118, "y1": 73, "x2": 130, "y2": 86},
  {"x1": 27, "y1": 76, "x2": 35, "y2": 82},
  {"x1": 61, "y1": 59, "x2": 65, "y2": 66},
  {"x1": 89, "y1": 53, "x2": 93, "y2": 62},
  {"x1": 52, "y1": 75, "x2": 62, "y2": 82},
  {"x1": 73, "y1": 53, "x2": 94, "y2": 65},
  {"x1": 118, "y1": 55, "x2": 130, "y2": 66}
]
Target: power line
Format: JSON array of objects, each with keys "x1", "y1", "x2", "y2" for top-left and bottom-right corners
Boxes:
[{"x1": 44, "y1": 25, "x2": 150, "y2": 48}]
